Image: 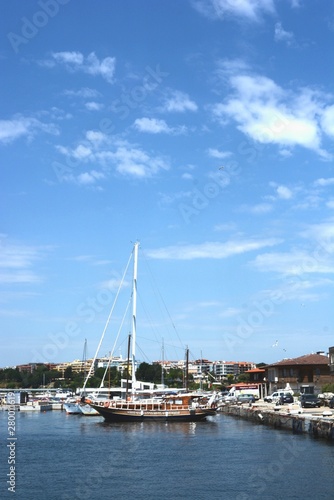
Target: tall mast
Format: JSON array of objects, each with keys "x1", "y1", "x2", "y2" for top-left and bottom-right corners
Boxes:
[
  {"x1": 185, "y1": 346, "x2": 189, "y2": 392},
  {"x1": 131, "y1": 242, "x2": 139, "y2": 395},
  {"x1": 161, "y1": 337, "x2": 164, "y2": 388}
]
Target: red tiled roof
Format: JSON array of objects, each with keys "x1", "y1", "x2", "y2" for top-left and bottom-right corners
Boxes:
[{"x1": 266, "y1": 353, "x2": 329, "y2": 367}]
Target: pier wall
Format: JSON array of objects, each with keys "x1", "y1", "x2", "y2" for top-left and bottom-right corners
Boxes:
[{"x1": 220, "y1": 404, "x2": 334, "y2": 441}]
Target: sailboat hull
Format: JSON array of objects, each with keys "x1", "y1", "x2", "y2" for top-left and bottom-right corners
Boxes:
[{"x1": 89, "y1": 402, "x2": 216, "y2": 422}]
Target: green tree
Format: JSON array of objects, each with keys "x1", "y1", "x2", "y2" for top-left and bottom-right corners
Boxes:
[
  {"x1": 136, "y1": 362, "x2": 163, "y2": 384},
  {"x1": 237, "y1": 373, "x2": 250, "y2": 383}
]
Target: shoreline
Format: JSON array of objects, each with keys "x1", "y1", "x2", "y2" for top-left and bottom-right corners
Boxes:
[{"x1": 219, "y1": 402, "x2": 334, "y2": 440}]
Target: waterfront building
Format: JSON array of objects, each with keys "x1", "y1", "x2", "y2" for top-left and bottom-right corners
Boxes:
[{"x1": 265, "y1": 352, "x2": 334, "y2": 394}]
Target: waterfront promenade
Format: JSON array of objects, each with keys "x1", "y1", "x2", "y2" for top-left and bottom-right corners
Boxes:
[{"x1": 220, "y1": 401, "x2": 334, "y2": 440}]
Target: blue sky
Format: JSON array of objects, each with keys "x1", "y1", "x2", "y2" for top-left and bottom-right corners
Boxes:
[{"x1": 1, "y1": 0, "x2": 334, "y2": 369}]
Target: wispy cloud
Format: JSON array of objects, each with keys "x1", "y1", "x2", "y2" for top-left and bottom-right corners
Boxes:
[
  {"x1": 193, "y1": 0, "x2": 275, "y2": 22},
  {"x1": 251, "y1": 250, "x2": 333, "y2": 275},
  {"x1": 146, "y1": 238, "x2": 281, "y2": 260},
  {"x1": 56, "y1": 132, "x2": 169, "y2": 181},
  {"x1": 161, "y1": 90, "x2": 198, "y2": 112},
  {"x1": 241, "y1": 203, "x2": 273, "y2": 215},
  {"x1": 212, "y1": 61, "x2": 334, "y2": 158},
  {"x1": 0, "y1": 237, "x2": 46, "y2": 284},
  {"x1": 207, "y1": 148, "x2": 233, "y2": 159},
  {"x1": 0, "y1": 115, "x2": 58, "y2": 144},
  {"x1": 41, "y1": 51, "x2": 116, "y2": 83},
  {"x1": 64, "y1": 87, "x2": 101, "y2": 98},
  {"x1": 133, "y1": 117, "x2": 186, "y2": 135},
  {"x1": 85, "y1": 101, "x2": 104, "y2": 111},
  {"x1": 274, "y1": 22, "x2": 295, "y2": 46},
  {"x1": 314, "y1": 177, "x2": 334, "y2": 187},
  {"x1": 133, "y1": 117, "x2": 172, "y2": 134}
]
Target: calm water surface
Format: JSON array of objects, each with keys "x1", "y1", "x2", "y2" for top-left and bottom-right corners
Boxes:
[{"x1": 1, "y1": 410, "x2": 333, "y2": 499}]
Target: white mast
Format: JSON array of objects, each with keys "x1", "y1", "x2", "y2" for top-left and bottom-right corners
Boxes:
[{"x1": 131, "y1": 242, "x2": 139, "y2": 395}]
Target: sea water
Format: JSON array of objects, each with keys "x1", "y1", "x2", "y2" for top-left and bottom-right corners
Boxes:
[{"x1": 0, "y1": 410, "x2": 333, "y2": 499}]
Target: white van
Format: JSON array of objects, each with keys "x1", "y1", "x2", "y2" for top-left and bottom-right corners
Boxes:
[{"x1": 264, "y1": 390, "x2": 293, "y2": 403}]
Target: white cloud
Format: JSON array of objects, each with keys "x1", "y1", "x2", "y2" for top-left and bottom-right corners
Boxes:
[
  {"x1": 321, "y1": 105, "x2": 334, "y2": 136},
  {"x1": 72, "y1": 144, "x2": 92, "y2": 159},
  {"x1": 56, "y1": 135, "x2": 169, "y2": 180},
  {"x1": 77, "y1": 170, "x2": 105, "y2": 185},
  {"x1": 64, "y1": 88, "x2": 101, "y2": 98},
  {"x1": 85, "y1": 130, "x2": 108, "y2": 145},
  {"x1": 47, "y1": 51, "x2": 116, "y2": 83},
  {"x1": 193, "y1": 0, "x2": 275, "y2": 22},
  {"x1": 212, "y1": 66, "x2": 333, "y2": 157},
  {"x1": 53, "y1": 51, "x2": 84, "y2": 65},
  {"x1": 314, "y1": 177, "x2": 334, "y2": 187},
  {"x1": 249, "y1": 203, "x2": 273, "y2": 214},
  {"x1": 252, "y1": 250, "x2": 333, "y2": 275},
  {"x1": 274, "y1": 22, "x2": 295, "y2": 45},
  {"x1": 108, "y1": 145, "x2": 169, "y2": 177},
  {"x1": 134, "y1": 117, "x2": 171, "y2": 134},
  {"x1": 300, "y1": 220, "x2": 334, "y2": 250},
  {"x1": 0, "y1": 238, "x2": 45, "y2": 284},
  {"x1": 276, "y1": 185, "x2": 293, "y2": 199},
  {"x1": 85, "y1": 101, "x2": 103, "y2": 111},
  {"x1": 162, "y1": 90, "x2": 198, "y2": 112},
  {"x1": 0, "y1": 115, "x2": 58, "y2": 144},
  {"x1": 146, "y1": 238, "x2": 280, "y2": 260},
  {"x1": 207, "y1": 148, "x2": 232, "y2": 159}
]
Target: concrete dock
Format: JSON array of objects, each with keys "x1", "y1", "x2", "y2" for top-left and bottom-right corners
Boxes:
[{"x1": 219, "y1": 401, "x2": 334, "y2": 440}]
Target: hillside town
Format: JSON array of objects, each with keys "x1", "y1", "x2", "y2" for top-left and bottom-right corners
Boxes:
[{"x1": 1, "y1": 347, "x2": 334, "y2": 397}]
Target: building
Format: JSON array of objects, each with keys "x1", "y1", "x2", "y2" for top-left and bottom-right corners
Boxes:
[
  {"x1": 55, "y1": 359, "x2": 95, "y2": 377},
  {"x1": 15, "y1": 363, "x2": 58, "y2": 373},
  {"x1": 329, "y1": 346, "x2": 334, "y2": 374},
  {"x1": 265, "y1": 352, "x2": 333, "y2": 394}
]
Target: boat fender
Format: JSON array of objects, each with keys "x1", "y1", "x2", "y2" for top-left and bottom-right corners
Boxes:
[{"x1": 211, "y1": 403, "x2": 217, "y2": 409}]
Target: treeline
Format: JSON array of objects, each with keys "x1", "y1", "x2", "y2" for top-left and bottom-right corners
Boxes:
[
  {"x1": 0, "y1": 362, "x2": 278, "y2": 392},
  {"x1": 0, "y1": 365, "x2": 122, "y2": 391},
  {"x1": 0, "y1": 362, "x2": 194, "y2": 391}
]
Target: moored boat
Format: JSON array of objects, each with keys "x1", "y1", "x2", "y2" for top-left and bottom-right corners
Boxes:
[
  {"x1": 85, "y1": 242, "x2": 219, "y2": 422},
  {"x1": 78, "y1": 403, "x2": 99, "y2": 416},
  {"x1": 86, "y1": 392, "x2": 217, "y2": 422},
  {"x1": 63, "y1": 399, "x2": 81, "y2": 414}
]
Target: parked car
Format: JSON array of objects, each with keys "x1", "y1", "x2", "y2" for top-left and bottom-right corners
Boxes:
[
  {"x1": 299, "y1": 394, "x2": 321, "y2": 408},
  {"x1": 223, "y1": 395, "x2": 237, "y2": 403},
  {"x1": 329, "y1": 396, "x2": 334, "y2": 409},
  {"x1": 237, "y1": 394, "x2": 256, "y2": 404},
  {"x1": 282, "y1": 393, "x2": 294, "y2": 403},
  {"x1": 264, "y1": 391, "x2": 293, "y2": 403}
]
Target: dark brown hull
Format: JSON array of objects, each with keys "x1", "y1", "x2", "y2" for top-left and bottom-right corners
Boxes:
[{"x1": 90, "y1": 403, "x2": 216, "y2": 422}]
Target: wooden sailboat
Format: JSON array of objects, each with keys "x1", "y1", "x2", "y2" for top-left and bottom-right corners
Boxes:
[{"x1": 84, "y1": 242, "x2": 218, "y2": 422}]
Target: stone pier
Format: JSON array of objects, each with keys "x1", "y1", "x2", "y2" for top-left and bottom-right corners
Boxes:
[{"x1": 219, "y1": 403, "x2": 334, "y2": 440}]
